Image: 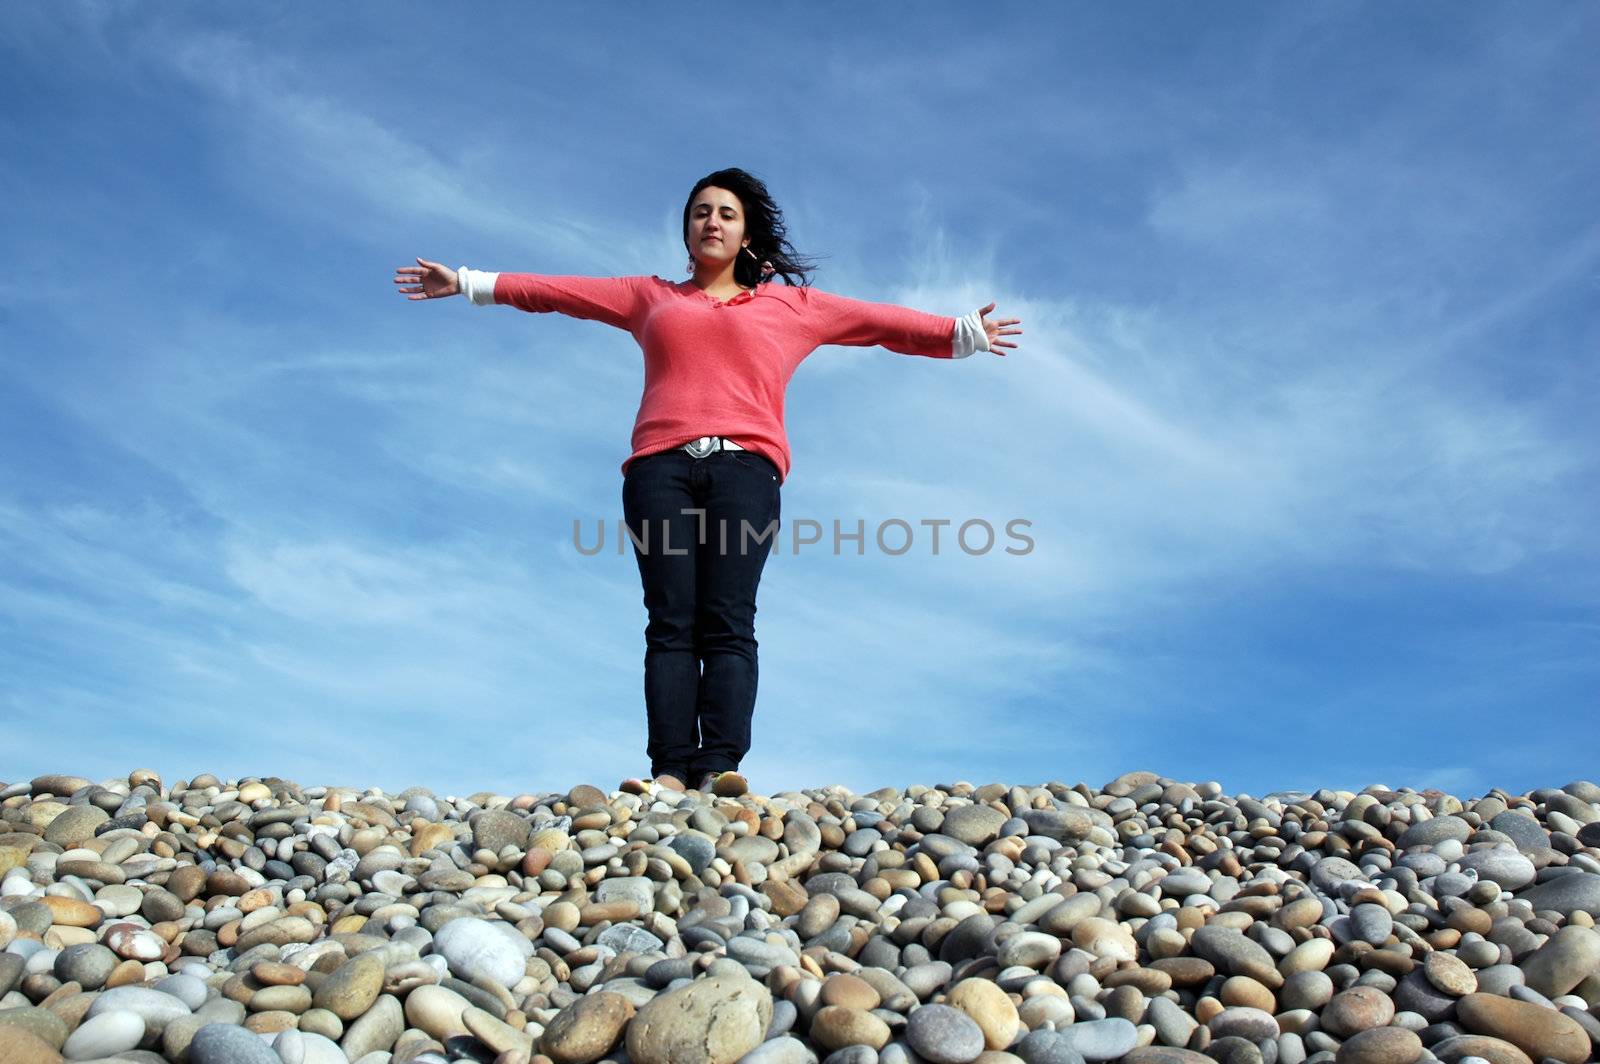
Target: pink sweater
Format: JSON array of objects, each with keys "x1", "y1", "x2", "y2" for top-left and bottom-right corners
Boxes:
[{"x1": 485, "y1": 274, "x2": 965, "y2": 484}]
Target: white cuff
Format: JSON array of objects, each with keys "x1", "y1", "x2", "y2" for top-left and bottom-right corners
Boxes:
[
  {"x1": 457, "y1": 266, "x2": 499, "y2": 305},
  {"x1": 952, "y1": 309, "x2": 989, "y2": 358}
]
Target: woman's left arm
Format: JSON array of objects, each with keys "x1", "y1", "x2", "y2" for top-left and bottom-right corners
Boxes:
[{"x1": 801, "y1": 287, "x2": 1021, "y2": 359}]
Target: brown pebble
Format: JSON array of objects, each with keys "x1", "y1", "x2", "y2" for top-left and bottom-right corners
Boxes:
[
  {"x1": 1423, "y1": 951, "x2": 1476, "y2": 996},
  {"x1": 810, "y1": 1005, "x2": 890, "y2": 1052},
  {"x1": 1446, "y1": 906, "x2": 1493, "y2": 935},
  {"x1": 1322, "y1": 986, "x2": 1395, "y2": 1038},
  {"x1": 105, "y1": 959, "x2": 146, "y2": 987},
  {"x1": 1455, "y1": 992, "x2": 1590, "y2": 1064},
  {"x1": 1151, "y1": 957, "x2": 1216, "y2": 987},
  {"x1": 1336, "y1": 1026, "x2": 1422, "y2": 1064},
  {"x1": 819, "y1": 973, "x2": 881, "y2": 1010},
  {"x1": 244, "y1": 1010, "x2": 299, "y2": 1033},
  {"x1": 1219, "y1": 976, "x2": 1276, "y2": 1012},
  {"x1": 1104, "y1": 967, "x2": 1173, "y2": 995},
  {"x1": 253, "y1": 961, "x2": 307, "y2": 986}
]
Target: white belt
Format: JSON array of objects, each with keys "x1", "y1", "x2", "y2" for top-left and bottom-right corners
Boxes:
[{"x1": 680, "y1": 435, "x2": 746, "y2": 458}]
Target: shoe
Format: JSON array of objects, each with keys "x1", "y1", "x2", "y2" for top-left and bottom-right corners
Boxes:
[
  {"x1": 696, "y1": 771, "x2": 748, "y2": 797},
  {"x1": 620, "y1": 773, "x2": 687, "y2": 794}
]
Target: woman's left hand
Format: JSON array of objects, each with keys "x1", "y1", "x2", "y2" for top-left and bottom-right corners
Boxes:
[{"x1": 979, "y1": 302, "x2": 1022, "y2": 355}]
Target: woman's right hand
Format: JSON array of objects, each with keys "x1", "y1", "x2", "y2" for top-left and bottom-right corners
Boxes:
[{"x1": 394, "y1": 257, "x2": 459, "y2": 300}]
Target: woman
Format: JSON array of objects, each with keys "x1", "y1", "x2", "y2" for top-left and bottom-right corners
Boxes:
[{"x1": 396, "y1": 168, "x2": 1021, "y2": 798}]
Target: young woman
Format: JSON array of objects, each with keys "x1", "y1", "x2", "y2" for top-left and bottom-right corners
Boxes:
[{"x1": 396, "y1": 168, "x2": 1021, "y2": 798}]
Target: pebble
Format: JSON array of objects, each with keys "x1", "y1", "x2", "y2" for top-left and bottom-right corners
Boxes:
[
  {"x1": 432, "y1": 916, "x2": 527, "y2": 988},
  {"x1": 626, "y1": 974, "x2": 772, "y2": 1062},
  {"x1": 190, "y1": 1021, "x2": 281, "y2": 1064},
  {"x1": 84, "y1": 985, "x2": 193, "y2": 1034},
  {"x1": 1454, "y1": 991, "x2": 1592, "y2": 1064},
  {"x1": 1422, "y1": 951, "x2": 1477, "y2": 996},
  {"x1": 310, "y1": 952, "x2": 385, "y2": 1020},
  {"x1": 538, "y1": 989, "x2": 634, "y2": 1063},
  {"x1": 1517, "y1": 924, "x2": 1600, "y2": 998},
  {"x1": 905, "y1": 1003, "x2": 986, "y2": 1063},
  {"x1": 1334, "y1": 1026, "x2": 1422, "y2": 1064},
  {"x1": 0, "y1": 769, "x2": 1595, "y2": 1063},
  {"x1": 53, "y1": 943, "x2": 118, "y2": 989},
  {"x1": 1056, "y1": 1016, "x2": 1139, "y2": 1061},
  {"x1": 1321, "y1": 986, "x2": 1395, "y2": 1037},
  {"x1": 61, "y1": 1009, "x2": 144, "y2": 1060},
  {"x1": 1209, "y1": 1007, "x2": 1279, "y2": 1043},
  {"x1": 946, "y1": 976, "x2": 1019, "y2": 1051}
]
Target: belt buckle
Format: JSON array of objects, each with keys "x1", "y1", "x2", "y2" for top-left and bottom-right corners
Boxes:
[{"x1": 683, "y1": 436, "x2": 718, "y2": 459}]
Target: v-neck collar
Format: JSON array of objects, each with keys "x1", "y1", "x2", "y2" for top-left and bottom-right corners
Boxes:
[{"x1": 683, "y1": 281, "x2": 759, "y2": 308}]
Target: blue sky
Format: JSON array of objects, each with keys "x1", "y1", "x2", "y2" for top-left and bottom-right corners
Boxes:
[{"x1": 3, "y1": 4, "x2": 1596, "y2": 799}]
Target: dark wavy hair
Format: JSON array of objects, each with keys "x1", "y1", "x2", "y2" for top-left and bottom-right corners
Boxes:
[{"x1": 681, "y1": 167, "x2": 820, "y2": 288}]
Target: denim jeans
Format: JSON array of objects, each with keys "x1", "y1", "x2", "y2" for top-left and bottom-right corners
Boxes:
[{"x1": 621, "y1": 446, "x2": 781, "y2": 781}]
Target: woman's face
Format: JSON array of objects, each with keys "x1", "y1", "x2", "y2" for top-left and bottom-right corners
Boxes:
[{"x1": 686, "y1": 185, "x2": 750, "y2": 269}]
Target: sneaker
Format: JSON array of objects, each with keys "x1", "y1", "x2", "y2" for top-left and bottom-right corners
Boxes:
[{"x1": 696, "y1": 771, "x2": 748, "y2": 797}]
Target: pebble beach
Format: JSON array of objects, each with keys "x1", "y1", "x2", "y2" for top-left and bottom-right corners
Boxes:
[{"x1": 2, "y1": 771, "x2": 1598, "y2": 1064}]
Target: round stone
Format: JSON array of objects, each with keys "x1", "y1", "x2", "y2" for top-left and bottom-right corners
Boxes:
[
  {"x1": 404, "y1": 984, "x2": 473, "y2": 1041},
  {"x1": 1455, "y1": 991, "x2": 1590, "y2": 1064},
  {"x1": 250, "y1": 984, "x2": 312, "y2": 1013},
  {"x1": 1516, "y1": 873, "x2": 1600, "y2": 916},
  {"x1": 820, "y1": 973, "x2": 881, "y2": 1010},
  {"x1": 1190, "y1": 926, "x2": 1282, "y2": 987},
  {"x1": 1422, "y1": 951, "x2": 1477, "y2": 996},
  {"x1": 53, "y1": 943, "x2": 117, "y2": 990},
  {"x1": 471, "y1": 808, "x2": 530, "y2": 853},
  {"x1": 1457, "y1": 848, "x2": 1536, "y2": 890},
  {"x1": 738, "y1": 1037, "x2": 817, "y2": 1064},
  {"x1": 190, "y1": 1021, "x2": 280, "y2": 1064},
  {"x1": 0, "y1": 1027, "x2": 65, "y2": 1064},
  {"x1": 1321, "y1": 986, "x2": 1395, "y2": 1038},
  {"x1": 1056, "y1": 1017, "x2": 1139, "y2": 1061},
  {"x1": 906, "y1": 1003, "x2": 986, "y2": 1063},
  {"x1": 1219, "y1": 976, "x2": 1277, "y2": 1013},
  {"x1": 43, "y1": 806, "x2": 109, "y2": 848},
  {"x1": 1519, "y1": 925, "x2": 1600, "y2": 999},
  {"x1": 941, "y1": 805, "x2": 1010, "y2": 846},
  {"x1": 809, "y1": 1005, "x2": 891, "y2": 1053},
  {"x1": 62, "y1": 1009, "x2": 144, "y2": 1059},
  {"x1": 946, "y1": 976, "x2": 1019, "y2": 1051},
  {"x1": 85, "y1": 985, "x2": 193, "y2": 1035},
  {"x1": 311, "y1": 953, "x2": 385, "y2": 1020},
  {"x1": 1430, "y1": 1034, "x2": 1536, "y2": 1064},
  {"x1": 997, "y1": 930, "x2": 1062, "y2": 970},
  {"x1": 1209, "y1": 1007, "x2": 1279, "y2": 1043},
  {"x1": 1349, "y1": 904, "x2": 1393, "y2": 946},
  {"x1": 539, "y1": 990, "x2": 635, "y2": 1064},
  {"x1": 1278, "y1": 938, "x2": 1334, "y2": 975},
  {"x1": 1335, "y1": 1026, "x2": 1422, "y2": 1064},
  {"x1": 152, "y1": 973, "x2": 209, "y2": 1011},
  {"x1": 432, "y1": 917, "x2": 526, "y2": 989},
  {"x1": 625, "y1": 975, "x2": 773, "y2": 1063},
  {"x1": 797, "y1": 893, "x2": 842, "y2": 940},
  {"x1": 339, "y1": 993, "x2": 403, "y2": 1060}
]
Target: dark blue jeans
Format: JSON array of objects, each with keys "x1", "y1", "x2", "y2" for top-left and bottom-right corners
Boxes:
[{"x1": 622, "y1": 446, "x2": 781, "y2": 781}]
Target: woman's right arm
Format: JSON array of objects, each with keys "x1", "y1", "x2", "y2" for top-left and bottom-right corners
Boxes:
[{"x1": 395, "y1": 258, "x2": 642, "y2": 332}]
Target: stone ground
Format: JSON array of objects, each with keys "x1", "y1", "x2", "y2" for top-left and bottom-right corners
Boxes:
[{"x1": 2, "y1": 770, "x2": 1599, "y2": 1064}]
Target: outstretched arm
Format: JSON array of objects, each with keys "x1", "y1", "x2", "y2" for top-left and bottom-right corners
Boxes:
[
  {"x1": 393, "y1": 257, "x2": 642, "y2": 331},
  {"x1": 801, "y1": 287, "x2": 1020, "y2": 359}
]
